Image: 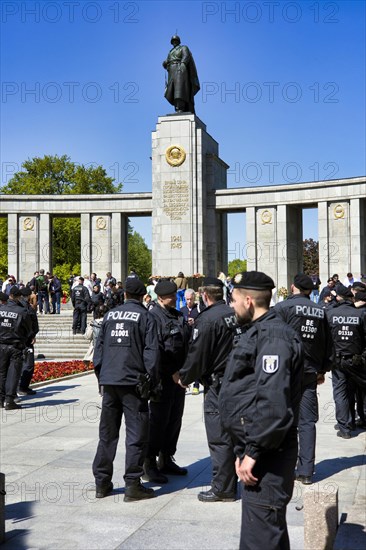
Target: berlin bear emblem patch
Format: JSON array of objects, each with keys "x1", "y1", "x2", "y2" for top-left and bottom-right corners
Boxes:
[{"x1": 262, "y1": 355, "x2": 279, "y2": 374}]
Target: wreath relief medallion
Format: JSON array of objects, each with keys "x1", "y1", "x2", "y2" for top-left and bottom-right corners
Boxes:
[
  {"x1": 23, "y1": 217, "x2": 35, "y2": 231},
  {"x1": 165, "y1": 145, "x2": 186, "y2": 167},
  {"x1": 96, "y1": 216, "x2": 107, "y2": 230},
  {"x1": 334, "y1": 204, "x2": 345, "y2": 219}
]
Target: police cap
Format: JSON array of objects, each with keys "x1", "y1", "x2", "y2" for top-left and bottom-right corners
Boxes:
[
  {"x1": 232, "y1": 271, "x2": 275, "y2": 291},
  {"x1": 336, "y1": 284, "x2": 353, "y2": 298},
  {"x1": 355, "y1": 291, "x2": 366, "y2": 302},
  {"x1": 155, "y1": 280, "x2": 177, "y2": 296},
  {"x1": 125, "y1": 278, "x2": 145, "y2": 296},
  {"x1": 202, "y1": 277, "x2": 224, "y2": 288},
  {"x1": 20, "y1": 287, "x2": 32, "y2": 296},
  {"x1": 9, "y1": 286, "x2": 21, "y2": 297},
  {"x1": 0, "y1": 292, "x2": 9, "y2": 301},
  {"x1": 293, "y1": 274, "x2": 314, "y2": 291}
]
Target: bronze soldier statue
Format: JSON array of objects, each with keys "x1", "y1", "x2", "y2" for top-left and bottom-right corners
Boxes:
[{"x1": 163, "y1": 35, "x2": 200, "y2": 114}]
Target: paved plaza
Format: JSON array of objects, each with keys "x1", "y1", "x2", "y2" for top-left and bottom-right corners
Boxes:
[{"x1": 1, "y1": 372, "x2": 365, "y2": 549}]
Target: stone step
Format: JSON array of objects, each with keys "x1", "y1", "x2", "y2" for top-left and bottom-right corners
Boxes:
[{"x1": 33, "y1": 312, "x2": 94, "y2": 360}]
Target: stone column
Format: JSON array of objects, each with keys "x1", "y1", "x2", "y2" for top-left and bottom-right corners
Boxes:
[
  {"x1": 327, "y1": 201, "x2": 350, "y2": 277},
  {"x1": 18, "y1": 215, "x2": 38, "y2": 283},
  {"x1": 80, "y1": 213, "x2": 91, "y2": 276},
  {"x1": 152, "y1": 114, "x2": 227, "y2": 277},
  {"x1": 89, "y1": 214, "x2": 111, "y2": 278},
  {"x1": 318, "y1": 201, "x2": 329, "y2": 286},
  {"x1": 7, "y1": 214, "x2": 18, "y2": 280},
  {"x1": 39, "y1": 214, "x2": 51, "y2": 273},
  {"x1": 255, "y1": 206, "x2": 278, "y2": 281},
  {"x1": 277, "y1": 204, "x2": 302, "y2": 288},
  {"x1": 111, "y1": 213, "x2": 128, "y2": 282},
  {"x1": 245, "y1": 207, "x2": 256, "y2": 271},
  {"x1": 350, "y1": 198, "x2": 365, "y2": 277}
]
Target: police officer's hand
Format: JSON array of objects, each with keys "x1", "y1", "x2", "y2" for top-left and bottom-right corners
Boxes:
[
  {"x1": 235, "y1": 456, "x2": 258, "y2": 486},
  {"x1": 172, "y1": 371, "x2": 180, "y2": 384}
]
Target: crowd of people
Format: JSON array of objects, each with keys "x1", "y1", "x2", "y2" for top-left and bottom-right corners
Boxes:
[{"x1": 1, "y1": 266, "x2": 366, "y2": 549}]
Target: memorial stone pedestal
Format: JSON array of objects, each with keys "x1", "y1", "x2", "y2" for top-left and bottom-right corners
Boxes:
[{"x1": 152, "y1": 114, "x2": 228, "y2": 277}]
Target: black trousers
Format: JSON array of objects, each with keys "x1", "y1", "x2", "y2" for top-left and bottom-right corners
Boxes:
[
  {"x1": 0, "y1": 344, "x2": 23, "y2": 402},
  {"x1": 204, "y1": 386, "x2": 237, "y2": 495},
  {"x1": 296, "y1": 374, "x2": 318, "y2": 477},
  {"x1": 19, "y1": 345, "x2": 35, "y2": 390},
  {"x1": 92, "y1": 385, "x2": 149, "y2": 486},
  {"x1": 240, "y1": 432, "x2": 298, "y2": 550},
  {"x1": 72, "y1": 305, "x2": 87, "y2": 333},
  {"x1": 332, "y1": 368, "x2": 353, "y2": 433},
  {"x1": 148, "y1": 377, "x2": 185, "y2": 457}
]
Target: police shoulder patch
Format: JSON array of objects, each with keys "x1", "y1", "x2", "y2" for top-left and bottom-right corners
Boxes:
[
  {"x1": 262, "y1": 355, "x2": 279, "y2": 374},
  {"x1": 192, "y1": 328, "x2": 199, "y2": 340}
]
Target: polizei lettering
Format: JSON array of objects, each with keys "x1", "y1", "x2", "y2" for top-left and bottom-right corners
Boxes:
[
  {"x1": 0, "y1": 310, "x2": 18, "y2": 319},
  {"x1": 107, "y1": 310, "x2": 141, "y2": 322},
  {"x1": 295, "y1": 305, "x2": 324, "y2": 318},
  {"x1": 332, "y1": 316, "x2": 359, "y2": 325}
]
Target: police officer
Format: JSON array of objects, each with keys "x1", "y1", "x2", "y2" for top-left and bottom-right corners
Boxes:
[
  {"x1": 274, "y1": 274, "x2": 331, "y2": 484},
  {"x1": 92, "y1": 278, "x2": 160, "y2": 501},
  {"x1": 219, "y1": 271, "x2": 303, "y2": 550},
  {"x1": 144, "y1": 280, "x2": 189, "y2": 484},
  {"x1": 353, "y1": 290, "x2": 366, "y2": 428},
  {"x1": 178, "y1": 277, "x2": 240, "y2": 502},
  {"x1": 18, "y1": 286, "x2": 39, "y2": 396},
  {"x1": 327, "y1": 284, "x2": 366, "y2": 438},
  {"x1": 0, "y1": 286, "x2": 32, "y2": 410},
  {"x1": 71, "y1": 276, "x2": 91, "y2": 335}
]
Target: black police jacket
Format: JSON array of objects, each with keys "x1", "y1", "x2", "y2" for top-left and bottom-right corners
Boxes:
[
  {"x1": 148, "y1": 304, "x2": 189, "y2": 376},
  {"x1": 274, "y1": 294, "x2": 332, "y2": 374},
  {"x1": 72, "y1": 285, "x2": 91, "y2": 307},
  {"x1": 93, "y1": 299, "x2": 160, "y2": 386},
  {"x1": 219, "y1": 310, "x2": 303, "y2": 461},
  {"x1": 19, "y1": 298, "x2": 39, "y2": 345},
  {"x1": 326, "y1": 301, "x2": 366, "y2": 356},
  {"x1": 179, "y1": 300, "x2": 239, "y2": 386},
  {"x1": 0, "y1": 299, "x2": 33, "y2": 348}
]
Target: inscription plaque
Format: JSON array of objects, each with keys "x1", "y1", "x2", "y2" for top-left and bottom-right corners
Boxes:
[{"x1": 163, "y1": 180, "x2": 189, "y2": 220}]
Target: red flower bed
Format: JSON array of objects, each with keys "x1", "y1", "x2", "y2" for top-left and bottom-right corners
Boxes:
[{"x1": 33, "y1": 360, "x2": 94, "y2": 383}]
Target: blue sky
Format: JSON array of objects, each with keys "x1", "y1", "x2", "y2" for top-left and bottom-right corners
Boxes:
[{"x1": 1, "y1": 0, "x2": 365, "y2": 262}]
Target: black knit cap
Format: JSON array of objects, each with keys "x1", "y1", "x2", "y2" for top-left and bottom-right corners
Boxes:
[
  {"x1": 355, "y1": 291, "x2": 366, "y2": 302},
  {"x1": 20, "y1": 287, "x2": 31, "y2": 296},
  {"x1": 336, "y1": 284, "x2": 353, "y2": 298},
  {"x1": 202, "y1": 276, "x2": 224, "y2": 287},
  {"x1": 232, "y1": 271, "x2": 275, "y2": 291},
  {"x1": 352, "y1": 281, "x2": 366, "y2": 291},
  {"x1": 9, "y1": 286, "x2": 21, "y2": 297},
  {"x1": 0, "y1": 292, "x2": 9, "y2": 301},
  {"x1": 125, "y1": 278, "x2": 146, "y2": 296},
  {"x1": 293, "y1": 274, "x2": 314, "y2": 291},
  {"x1": 155, "y1": 280, "x2": 177, "y2": 296},
  {"x1": 322, "y1": 287, "x2": 332, "y2": 298}
]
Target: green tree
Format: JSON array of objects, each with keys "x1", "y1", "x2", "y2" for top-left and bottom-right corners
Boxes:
[
  {"x1": 303, "y1": 238, "x2": 319, "y2": 275},
  {"x1": 228, "y1": 258, "x2": 247, "y2": 278},
  {"x1": 1, "y1": 155, "x2": 121, "y2": 195},
  {"x1": 0, "y1": 155, "x2": 122, "y2": 278},
  {"x1": 128, "y1": 228, "x2": 152, "y2": 284}
]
